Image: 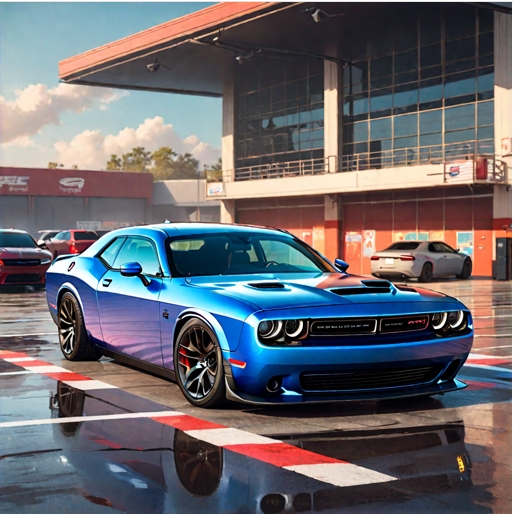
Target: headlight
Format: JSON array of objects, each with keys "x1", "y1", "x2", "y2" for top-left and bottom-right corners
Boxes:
[
  {"x1": 284, "y1": 319, "x2": 304, "y2": 338},
  {"x1": 431, "y1": 312, "x2": 448, "y2": 330},
  {"x1": 258, "y1": 320, "x2": 283, "y2": 339},
  {"x1": 448, "y1": 311, "x2": 466, "y2": 331},
  {"x1": 41, "y1": 258, "x2": 51, "y2": 264}
]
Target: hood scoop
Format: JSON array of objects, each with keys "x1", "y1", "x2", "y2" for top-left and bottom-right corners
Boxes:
[
  {"x1": 247, "y1": 282, "x2": 286, "y2": 289},
  {"x1": 330, "y1": 279, "x2": 392, "y2": 296}
]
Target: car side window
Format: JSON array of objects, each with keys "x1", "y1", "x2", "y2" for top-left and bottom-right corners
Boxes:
[
  {"x1": 54, "y1": 232, "x2": 63, "y2": 240},
  {"x1": 113, "y1": 237, "x2": 161, "y2": 276},
  {"x1": 62, "y1": 232, "x2": 71, "y2": 241},
  {"x1": 428, "y1": 243, "x2": 436, "y2": 253},
  {"x1": 99, "y1": 237, "x2": 126, "y2": 268},
  {"x1": 440, "y1": 243, "x2": 456, "y2": 253},
  {"x1": 433, "y1": 243, "x2": 446, "y2": 253}
]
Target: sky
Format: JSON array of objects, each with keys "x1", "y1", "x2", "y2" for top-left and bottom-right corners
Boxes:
[{"x1": 0, "y1": 2, "x2": 222, "y2": 170}]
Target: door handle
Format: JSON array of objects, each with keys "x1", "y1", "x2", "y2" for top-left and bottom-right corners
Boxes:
[{"x1": 102, "y1": 278, "x2": 112, "y2": 287}]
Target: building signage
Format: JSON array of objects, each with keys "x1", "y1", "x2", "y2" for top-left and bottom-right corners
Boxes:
[
  {"x1": 59, "y1": 177, "x2": 85, "y2": 194},
  {"x1": 206, "y1": 182, "x2": 225, "y2": 197},
  {"x1": 0, "y1": 176, "x2": 30, "y2": 192},
  {"x1": 444, "y1": 161, "x2": 473, "y2": 182},
  {"x1": 363, "y1": 229, "x2": 376, "y2": 257}
]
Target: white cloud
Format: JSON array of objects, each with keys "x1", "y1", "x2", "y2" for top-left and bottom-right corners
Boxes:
[
  {"x1": 0, "y1": 83, "x2": 129, "y2": 145},
  {"x1": 54, "y1": 116, "x2": 220, "y2": 170}
]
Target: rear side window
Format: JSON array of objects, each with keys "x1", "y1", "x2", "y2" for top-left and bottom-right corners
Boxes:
[
  {"x1": 75, "y1": 232, "x2": 99, "y2": 241},
  {"x1": 385, "y1": 242, "x2": 420, "y2": 251},
  {"x1": 99, "y1": 238, "x2": 126, "y2": 268}
]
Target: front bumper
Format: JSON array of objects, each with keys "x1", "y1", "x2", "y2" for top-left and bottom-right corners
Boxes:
[
  {"x1": 0, "y1": 264, "x2": 50, "y2": 285},
  {"x1": 224, "y1": 327, "x2": 473, "y2": 404}
]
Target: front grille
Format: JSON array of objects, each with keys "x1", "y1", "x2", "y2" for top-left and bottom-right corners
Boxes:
[
  {"x1": 2, "y1": 259, "x2": 41, "y2": 266},
  {"x1": 4, "y1": 273, "x2": 42, "y2": 284},
  {"x1": 310, "y1": 318, "x2": 377, "y2": 336},
  {"x1": 300, "y1": 365, "x2": 443, "y2": 391}
]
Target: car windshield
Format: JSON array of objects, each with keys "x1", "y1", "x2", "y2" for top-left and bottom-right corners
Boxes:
[
  {"x1": 0, "y1": 233, "x2": 37, "y2": 248},
  {"x1": 74, "y1": 232, "x2": 99, "y2": 241},
  {"x1": 384, "y1": 242, "x2": 421, "y2": 251},
  {"x1": 168, "y1": 232, "x2": 335, "y2": 277}
]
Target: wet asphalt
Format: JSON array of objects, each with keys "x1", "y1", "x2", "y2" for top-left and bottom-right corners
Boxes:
[{"x1": 0, "y1": 278, "x2": 511, "y2": 513}]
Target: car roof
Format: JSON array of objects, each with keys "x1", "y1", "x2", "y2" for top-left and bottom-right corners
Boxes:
[
  {"x1": 148, "y1": 222, "x2": 289, "y2": 237},
  {"x1": 0, "y1": 229, "x2": 29, "y2": 234}
]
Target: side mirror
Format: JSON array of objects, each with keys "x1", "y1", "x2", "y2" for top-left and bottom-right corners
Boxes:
[
  {"x1": 120, "y1": 262, "x2": 150, "y2": 286},
  {"x1": 334, "y1": 258, "x2": 349, "y2": 272}
]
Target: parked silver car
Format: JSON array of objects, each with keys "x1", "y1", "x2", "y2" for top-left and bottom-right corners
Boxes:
[{"x1": 371, "y1": 241, "x2": 472, "y2": 282}]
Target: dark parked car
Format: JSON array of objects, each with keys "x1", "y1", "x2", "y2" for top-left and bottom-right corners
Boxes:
[
  {"x1": 0, "y1": 229, "x2": 52, "y2": 289},
  {"x1": 45, "y1": 230, "x2": 99, "y2": 258}
]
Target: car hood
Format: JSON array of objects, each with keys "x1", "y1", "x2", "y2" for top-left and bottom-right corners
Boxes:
[
  {"x1": 0, "y1": 247, "x2": 52, "y2": 260},
  {"x1": 185, "y1": 273, "x2": 452, "y2": 311}
]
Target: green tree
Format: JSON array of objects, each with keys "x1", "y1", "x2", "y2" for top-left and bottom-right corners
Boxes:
[
  {"x1": 205, "y1": 158, "x2": 222, "y2": 182},
  {"x1": 122, "y1": 146, "x2": 151, "y2": 173},
  {"x1": 106, "y1": 154, "x2": 122, "y2": 171},
  {"x1": 171, "y1": 152, "x2": 199, "y2": 179},
  {"x1": 151, "y1": 146, "x2": 177, "y2": 180}
]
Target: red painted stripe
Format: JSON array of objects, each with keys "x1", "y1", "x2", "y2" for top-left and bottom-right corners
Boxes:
[
  {"x1": 42, "y1": 372, "x2": 91, "y2": 381},
  {"x1": 0, "y1": 351, "x2": 28, "y2": 359},
  {"x1": 466, "y1": 358, "x2": 511, "y2": 366},
  {"x1": 224, "y1": 442, "x2": 345, "y2": 467},
  {"x1": 153, "y1": 415, "x2": 226, "y2": 431}
]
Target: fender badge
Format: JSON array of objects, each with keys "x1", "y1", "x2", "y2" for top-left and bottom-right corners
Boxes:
[{"x1": 68, "y1": 262, "x2": 75, "y2": 272}]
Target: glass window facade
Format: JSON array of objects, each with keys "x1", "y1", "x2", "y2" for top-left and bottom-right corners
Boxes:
[
  {"x1": 235, "y1": 58, "x2": 324, "y2": 171},
  {"x1": 341, "y1": 4, "x2": 494, "y2": 169}
]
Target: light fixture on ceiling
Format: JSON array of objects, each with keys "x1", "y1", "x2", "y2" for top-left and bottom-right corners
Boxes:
[
  {"x1": 146, "y1": 57, "x2": 172, "y2": 72},
  {"x1": 302, "y1": 7, "x2": 345, "y2": 23}
]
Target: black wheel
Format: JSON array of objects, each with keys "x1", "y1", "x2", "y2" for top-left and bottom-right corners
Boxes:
[
  {"x1": 174, "y1": 318, "x2": 226, "y2": 408},
  {"x1": 58, "y1": 292, "x2": 100, "y2": 361},
  {"x1": 457, "y1": 258, "x2": 472, "y2": 279},
  {"x1": 418, "y1": 262, "x2": 433, "y2": 283}
]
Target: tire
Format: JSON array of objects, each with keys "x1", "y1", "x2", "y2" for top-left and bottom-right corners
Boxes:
[
  {"x1": 58, "y1": 292, "x2": 100, "y2": 361},
  {"x1": 174, "y1": 318, "x2": 226, "y2": 408},
  {"x1": 418, "y1": 262, "x2": 433, "y2": 283},
  {"x1": 457, "y1": 258, "x2": 472, "y2": 279}
]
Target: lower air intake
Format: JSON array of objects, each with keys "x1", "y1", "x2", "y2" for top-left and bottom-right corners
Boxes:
[
  {"x1": 5, "y1": 273, "x2": 42, "y2": 284},
  {"x1": 300, "y1": 365, "x2": 443, "y2": 391}
]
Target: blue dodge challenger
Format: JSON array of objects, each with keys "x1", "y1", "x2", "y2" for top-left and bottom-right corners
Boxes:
[{"x1": 46, "y1": 223, "x2": 473, "y2": 408}]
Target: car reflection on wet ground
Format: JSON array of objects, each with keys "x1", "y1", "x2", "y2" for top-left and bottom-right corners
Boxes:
[{"x1": 0, "y1": 278, "x2": 511, "y2": 513}]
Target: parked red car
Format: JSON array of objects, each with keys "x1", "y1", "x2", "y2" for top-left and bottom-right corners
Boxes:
[
  {"x1": 45, "y1": 230, "x2": 99, "y2": 258},
  {"x1": 0, "y1": 229, "x2": 53, "y2": 289}
]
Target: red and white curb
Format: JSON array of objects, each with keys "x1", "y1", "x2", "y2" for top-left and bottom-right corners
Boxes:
[
  {"x1": 465, "y1": 353, "x2": 512, "y2": 372},
  {"x1": 0, "y1": 349, "x2": 397, "y2": 488}
]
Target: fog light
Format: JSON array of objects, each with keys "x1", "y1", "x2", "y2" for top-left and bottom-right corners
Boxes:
[{"x1": 266, "y1": 377, "x2": 282, "y2": 393}]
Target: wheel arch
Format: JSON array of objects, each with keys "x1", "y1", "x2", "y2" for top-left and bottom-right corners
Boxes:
[
  {"x1": 172, "y1": 309, "x2": 231, "y2": 352},
  {"x1": 57, "y1": 283, "x2": 85, "y2": 315}
]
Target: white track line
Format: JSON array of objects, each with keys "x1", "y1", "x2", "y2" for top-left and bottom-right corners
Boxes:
[
  {"x1": 0, "y1": 333, "x2": 58, "y2": 338},
  {"x1": 474, "y1": 334, "x2": 512, "y2": 338},
  {"x1": 0, "y1": 371, "x2": 35, "y2": 376},
  {"x1": 285, "y1": 463, "x2": 397, "y2": 487},
  {"x1": 473, "y1": 345, "x2": 512, "y2": 350},
  {"x1": 61, "y1": 379, "x2": 118, "y2": 391},
  {"x1": 0, "y1": 411, "x2": 183, "y2": 429},
  {"x1": 185, "y1": 427, "x2": 282, "y2": 447}
]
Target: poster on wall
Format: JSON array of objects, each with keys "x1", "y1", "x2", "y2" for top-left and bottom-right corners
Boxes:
[
  {"x1": 363, "y1": 230, "x2": 376, "y2": 257},
  {"x1": 394, "y1": 232, "x2": 429, "y2": 242},
  {"x1": 457, "y1": 232, "x2": 473, "y2": 257},
  {"x1": 444, "y1": 161, "x2": 473, "y2": 182},
  {"x1": 344, "y1": 232, "x2": 362, "y2": 261}
]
